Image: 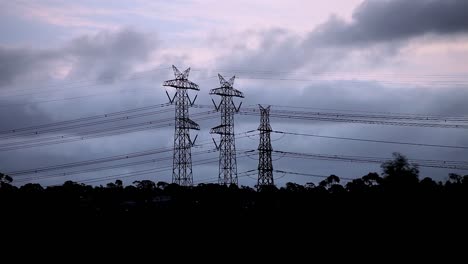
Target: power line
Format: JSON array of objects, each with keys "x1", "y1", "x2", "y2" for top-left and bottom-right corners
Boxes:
[
  {"x1": 8, "y1": 131, "x2": 259, "y2": 176},
  {"x1": 0, "y1": 107, "x2": 174, "y2": 140},
  {"x1": 275, "y1": 170, "x2": 355, "y2": 182},
  {"x1": 79, "y1": 151, "x2": 255, "y2": 186},
  {"x1": 194, "y1": 173, "x2": 257, "y2": 184},
  {"x1": 0, "y1": 102, "x2": 171, "y2": 135},
  {"x1": 0, "y1": 112, "x2": 217, "y2": 152},
  {"x1": 253, "y1": 103, "x2": 467, "y2": 119},
  {"x1": 9, "y1": 148, "x2": 173, "y2": 176},
  {"x1": 273, "y1": 150, "x2": 468, "y2": 170},
  {"x1": 0, "y1": 88, "x2": 161, "y2": 109},
  {"x1": 240, "y1": 111, "x2": 468, "y2": 129},
  {"x1": 214, "y1": 68, "x2": 468, "y2": 87},
  {"x1": 196, "y1": 67, "x2": 468, "y2": 77},
  {"x1": 271, "y1": 130, "x2": 468, "y2": 150},
  {"x1": 235, "y1": 76, "x2": 468, "y2": 87},
  {"x1": 16, "y1": 156, "x2": 172, "y2": 183},
  {"x1": 242, "y1": 107, "x2": 468, "y2": 122},
  {"x1": 196, "y1": 104, "x2": 468, "y2": 123},
  {"x1": 0, "y1": 116, "x2": 177, "y2": 148},
  {"x1": 0, "y1": 66, "x2": 172, "y2": 97},
  {"x1": 76, "y1": 153, "x2": 252, "y2": 186},
  {"x1": 274, "y1": 150, "x2": 468, "y2": 166},
  {"x1": 15, "y1": 149, "x2": 218, "y2": 183}
]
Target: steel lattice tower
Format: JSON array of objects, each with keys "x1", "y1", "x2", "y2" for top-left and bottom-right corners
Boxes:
[
  {"x1": 210, "y1": 74, "x2": 244, "y2": 185},
  {"x1": 163, "y1": 65, "x2": 199, "y2": 186},
  {"x1": 257, "y1": 105, "x2": 274, "y2": 187}
]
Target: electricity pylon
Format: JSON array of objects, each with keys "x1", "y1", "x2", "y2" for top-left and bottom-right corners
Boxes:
[
  {"x1": 163, "y1": 65, "x2": 199, "y2": 186},
  {"x1": 257, "y1": 105, "x2": 274, "y2": 187},
  {"x1": 210, "y1": 74, "x2": 244, "y2": 185}
]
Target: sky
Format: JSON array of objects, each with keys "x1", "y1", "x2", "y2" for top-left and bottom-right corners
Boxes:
[{"x1": 1, "y1": 0, "x2": 468, "y2": 187}]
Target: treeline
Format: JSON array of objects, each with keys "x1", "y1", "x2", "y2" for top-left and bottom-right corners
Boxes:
[{"x1": 0, "y1": 153, "x2": 467, "y2": 220}]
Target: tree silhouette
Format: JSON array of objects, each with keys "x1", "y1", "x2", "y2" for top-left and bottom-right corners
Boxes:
[
  {"x1": 419, "y1": 177, "x2": 440, "y2": 193},
  {"x1": 381, "y1": 152, "x2": 419, "y2": 190},
  {"x1": 284, "y1": 182, "x2": 305, "y2": 192},
  {"x1": 346, "y1": 178, "x2": 367, "y2": 193},
  {"x1": 448, "y1": 173, "x2": 462, "y2": 184},
  {"x1": 133, "y1": 180, "x2": 156, "y2": 191},
  {"x1": 107, "y1": 180, "x2": 123, "y2": 189},
  {"x1": 20, "y1": 183, "x2": 44, "y2": 193},
  {"x1": 0, "y1": 173, "x2": 13, "y2": 189},
  {"x1": 1, "y1": 151, "x2": 466, "y2": 224},
  {"x1": 319, "y1": 175, "x2": 340, "y2": 189},
  {"x1": 362, "y1": 172, "x2": 382, "y2": 186},
  {"x1": 157, "y1": 181, "x2": 169, "y2": 190},
  {"x1": 305, "y1": 182, "x2": 316, "y2": 190}
]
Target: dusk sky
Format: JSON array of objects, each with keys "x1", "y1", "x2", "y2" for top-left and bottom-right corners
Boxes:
[{"x1": 1, "y1": 0, "x2": 468, "y2": 187}]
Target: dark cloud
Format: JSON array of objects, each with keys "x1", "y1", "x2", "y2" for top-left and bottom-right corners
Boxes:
[
  {"x1": 65, "y1": 28, "x2": 157, "y2": 82},
  {"x1": 221, "y1": 29, "x2": 348, "y2": 73},
  {"x1": 2, "y1": 2, "x2": 468, "y2": 187},
  {"x1": 0, "y1": 48, "x2": 59, "y2": 87},
  {"x1": 0, "y1": 27, "x2": 161, "y2": 136},
  {"x1": 2, "y1": 74, "x2": 468, "y2": 186},
  {"x1": 236, "y1": 80, "x2": 468, "y2": 183},
  {"x1": 0, "y1": 28, "x2": 167, "y2": 186},
  {"x1": 221, "y1": 0, "x2": 468, "y2": 72},
  {"x1": 0, "y1": 28, "x2": 158, "y2": 88},
  {"x1": 309, "y1": 0, "x2": 468, "y2": 46}
]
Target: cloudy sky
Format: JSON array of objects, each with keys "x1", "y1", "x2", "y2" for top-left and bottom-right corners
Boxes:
[{"x1": 1, "y1": 0, "x2": 468, "y2": 187}]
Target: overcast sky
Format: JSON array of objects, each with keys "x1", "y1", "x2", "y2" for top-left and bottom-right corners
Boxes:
[{"x1": 1, "y1": 0, "x2": 468, "y2": 187}]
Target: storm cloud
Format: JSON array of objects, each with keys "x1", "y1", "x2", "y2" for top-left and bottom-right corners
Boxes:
[
  {"x1": 0, "y1": 48, "x2": 59, "y2": 87},
  {"x1": 223, "y1": 0, "x2": 468, "y2": 72},
  {"x1": 0, "y1": 28, "x2": 158, "y2": 88},
  {"x1": 1, "y1": 1, "x2": 467, "y2": 187},
  {"x1": 309, "y1": 0, "x2": 468, "y2": 46},
  {"x1": 65, "y1": 29, "x2": 157, "y2": 82},
  {"x1": 0, "y1": 28, "x2": 165, "y2": 185}
]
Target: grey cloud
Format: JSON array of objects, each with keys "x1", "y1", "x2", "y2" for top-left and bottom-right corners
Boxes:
[
  {"x1": 0, "y1": 48, "x2": 59, "y2": 87},
  {"x1": 237, "y1": 80, "x2": 468, "y2": 183},
  {"x1": 0, "y1": 28, "x2": 158, "y2": 88},
  {"x1": 2, "y1": 1, "x2": 468, "y2": 187},
  {"x1": 309, "y1": 0, "x2": 468, "y2": 46},
  {"x1": 0, "y1": 27, "x2": 160, "y2": 134},
  {"x1": 65, "y1": 28, "x2": 157, "y2": 82},
  {"x1": 221, "y1": 30, "x2": 347, "y2": 73},
  {"x1": 2, "y1": 75, "x2": 468, "y2": 186},
  {"x1": 0, "y1": 28, "x2": 167, "y2": 186},
  {"x1": 192, "y1": 76, "x2": 468, "y2": 185},
  {"x1": 220, "y1": 0, "x2": 468, "y2": 72}
]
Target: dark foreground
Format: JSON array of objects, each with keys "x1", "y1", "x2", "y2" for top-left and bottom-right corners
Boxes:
[
  {"x1": 2, "y1": 177, "x2": 467, "y2": 223},
  {"x1": 1, "y1": 154, "x2": 467, "y2": 238}
]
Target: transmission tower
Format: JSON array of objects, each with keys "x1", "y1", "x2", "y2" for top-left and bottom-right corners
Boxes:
[
  {"x1": 257, "y1": 105, "x2": 274, "y2": 187},
  {"x1": 163, "y1": 65, "x2": 199, "y2": 186},
  {"x1": 210, "y1": 74, "x2": 244, "y2": 185}
]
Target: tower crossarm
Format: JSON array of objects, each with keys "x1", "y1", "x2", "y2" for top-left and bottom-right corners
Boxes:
[{"x1": 178, "y1": 118, "x2": 200, "y2": 130}]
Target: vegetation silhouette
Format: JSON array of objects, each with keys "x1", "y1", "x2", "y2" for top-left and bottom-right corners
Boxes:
[{"x1": 1, "y1": 152, "x2": 467, "y2": 227}]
